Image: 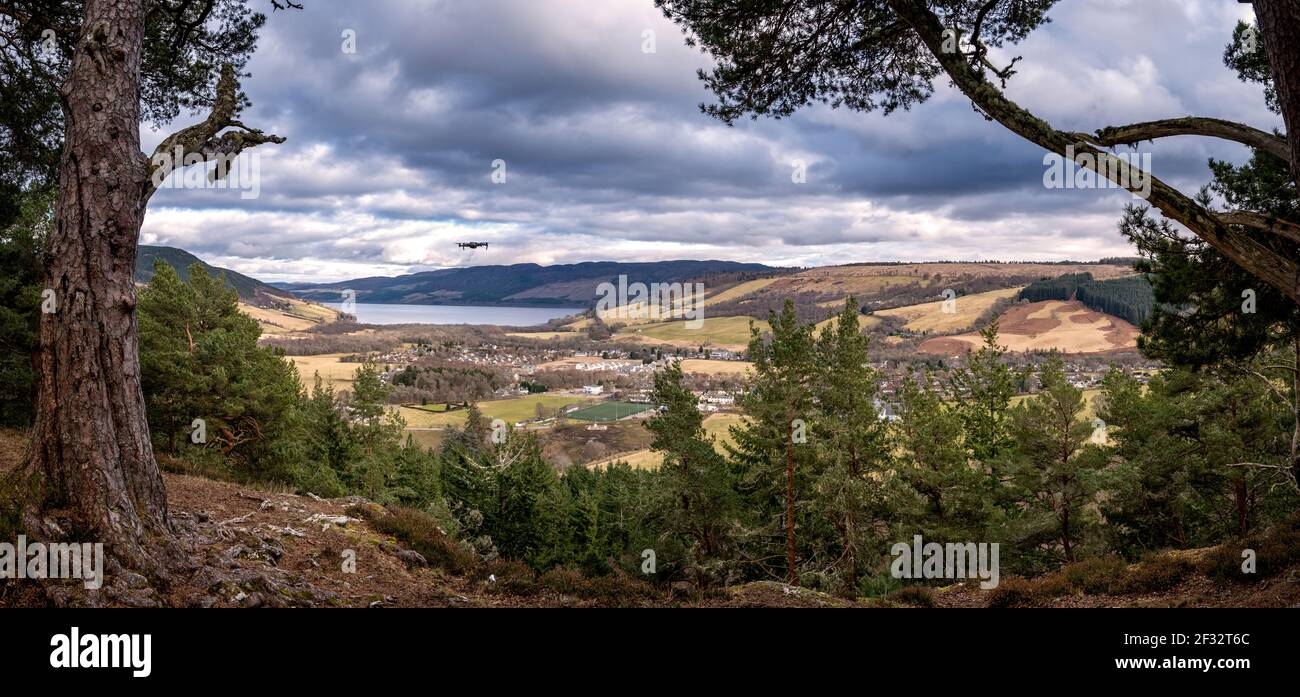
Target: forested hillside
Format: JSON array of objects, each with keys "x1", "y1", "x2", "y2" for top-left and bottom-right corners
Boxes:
[
  {"x1": 1019, "y1": 273, "x2": 1155, "y2": 326},
  {"x1": 137, "y1": 246, "x2": 295, "y2": 307}
]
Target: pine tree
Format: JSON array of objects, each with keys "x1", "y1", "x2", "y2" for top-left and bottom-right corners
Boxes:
[
  {"x1": 300, "y1": 376, "x2": 350, "y2": 497},
  {"x1": 895, "y1": 369, "x2": 987, "y2": 541},
  {"x1": 343, "y1": 361, "x2": 407, "y2": 501},
  {"x1": 390, "y1": 434, "x2": 441, "y2": 509},
  {"x1": 1099, "y1": 365, "x2": 1299, "y2": 550},
  {"x1": 728, "y1": 300, "x2": 816, "y2": 584},
  {"x1": 490, "y1": 431, "x2": 565, "y2": 570},
  {"x1": 644, "y1": 360, "x2": 735, "y2": 569},
  {"x1": 949, "y1": 322, "x2": 1022, "y2": 464},
  {"x1": 1004, "y1": 355, "x2": 1101, "y2": 567},
  {"x1": 138, "y1": 261, "x2": 308, "y2": 483},
  {"x1": 809, "y1": 298, "x2": 897, "y2": 591}
]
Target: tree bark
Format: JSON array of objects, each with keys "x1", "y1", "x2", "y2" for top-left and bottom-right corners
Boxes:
[
  {"x1": 22, "y1": 0, "x2": 178, "y2": 588},
  {"x1": 1254, "y1": 0, "x2": 1300, "y2": 192},
  {"x1": 1091, "y1": 117, "x2": 1289, "y2": 163},
  {"x1": 1234, "y1": 477, "x2": 1249, "y2": 537},
  {"x1": 786, "y1": 417, "x2": 796, "y2": 586},
  {"x1": 1060, "y1": 505, "x2": 1072, "y2": 564}
]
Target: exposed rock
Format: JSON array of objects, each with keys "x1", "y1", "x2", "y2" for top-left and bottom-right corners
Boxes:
[
  {"x1": 396, "y1": 550, "x2": 428, "y2": 568},
  {"x1": 305, "y1": 513, "x2": 357, "y2": 528}
]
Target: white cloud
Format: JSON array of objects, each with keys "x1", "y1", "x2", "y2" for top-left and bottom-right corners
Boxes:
[{"x1": 141, "y1": 0, "x2": 1270, "y2": 282}]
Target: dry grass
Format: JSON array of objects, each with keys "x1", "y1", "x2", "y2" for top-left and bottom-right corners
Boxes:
[
  {"x1": 589, "y1": 278, "x2": 781, "y2": 329},
  {"x1": 241, "y1": 299, "x2": 340, "y2": 336},
  {"x1": 399, "y1": 394, "x2": 601, "y2": 428},
  {"x1": 1010, "y1": 389, "x2": 1104, "y2": 420},
  {"x1": 617, "y1": 316, "x2": 766, "y2": 351},
  {"x1": 503, "y1": 331, "x2": 575, "y2": 340},
  {"x1": 919, "y1": 300, "x2": 1138, "y2": 355},
  {"x1": 404, "y1": 430, "x2": 446, "y2": 452},
  {"x1": 700, "y1": 278, "x2": 781, "y2": 305},
  {"x1": 775, "y1": 271, "x2": 921, "y2": 298},
  {"x1": 587, "y1": 449, "x2": 665, "y2": 470},
  {"x1": 586, "y1": 413, "x2": 745, "y2": 470},
  {"x1": 289, "y1": 353, "x2": 366, "y2": 390},
  {"x1": 876, "y1": 287, "x2": 1022, "y2": 334},
  {"x1": 765, "y1": 263, "x2": 1132, "y2": 309},
  {"x1": 678, "y1": 359, "x2": 754, "y2": 376},
  {"x1": 813, "y1": 313, "x2": 883, "y2": 335}
]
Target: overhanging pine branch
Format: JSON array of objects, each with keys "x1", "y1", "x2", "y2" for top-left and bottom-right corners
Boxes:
[
  {"x1": 885, "y1": 0, "x2": 1300, "y2": 304},
  {"x1": 144, "y1": 63, "x2": 285, "y2": 203},
  {"x1": 1089, "y1": 117, "x2": 1290, "y2": 164},
  {"x1": 1218, "y1": 211, "x2": 1300, "y2": 245}
]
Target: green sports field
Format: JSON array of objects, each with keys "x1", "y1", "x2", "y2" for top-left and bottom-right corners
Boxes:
[{"x1": 566, "y1": 401, "x2": 655, "y2": 422}]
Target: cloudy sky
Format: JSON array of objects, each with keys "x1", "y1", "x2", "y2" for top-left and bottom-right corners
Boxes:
[{"x1": 139, "y1": 0, "x2": 1276, "y2": 283}]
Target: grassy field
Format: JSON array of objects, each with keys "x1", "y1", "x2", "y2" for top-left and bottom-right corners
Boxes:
[
  {"x1": 791, "y1": 272, "x2": 922, "y2": 298},
  {"x1": 504, "y1": 331, "x2": 575, "y2": 340},
  {"x1": 813, "y1": 313, "x2": 883, "y2": 335},
  {"x1": 585, "y1": 277, "x2": 782, "y2": 329},
  {"x1": 619, "y1": 315, "x2": 766, "y2": 350},
  {"x1": 876, "y1": 287, "x2": 1022, "y2": 334},
  {"x1": 703, "y1": 412, "x2": 745, "y2": 447},
  {"x1": 405, "y1": 430, "x2": 446, "y2": 452},
  {"x1": 241, "y1": 298, "x2": 340, "y2": 335},
  {"x1": 702, "y1": 278, "x2": 781, "y2": 306},
  {"x1": 398, "y1": 394, "x2": 600, "y2": 428},
  {"x1": 588, "y1": 412, "x2": 746, "y2": 470},
  {"x1": 741, "y1": 263, "x2": 1136, "y2": 313},
  {"x1": 1011, "y1": 388, "x2": 1105, "y2": 420},
  {"x1": 566, "y1": 401, "x2": 655, "y2": 422},
  {"x1": 588, "y1": 449, "x2": 665, "y2": 470},
  {"x1": 679, "y1": 359, "x2": 754, "y2": 376},
  {"x1": 920, "y1": 300, "x2": 1139, "y2": 355},
  {"x1": 575, "y1": 264, "x2": 1137, "y2": 332},
  {"x1": 290, "y1": 353, "x2": 366, "y2": 390}
]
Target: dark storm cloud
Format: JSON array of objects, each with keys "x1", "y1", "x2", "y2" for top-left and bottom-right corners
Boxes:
[{"x1": 140, "y1": 0, "x2": 1281, "y2": 282}]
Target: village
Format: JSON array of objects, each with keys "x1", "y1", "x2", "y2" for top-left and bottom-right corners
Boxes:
[{"x1": 322, "y1": 335, "x2": 1164, "y2": 440}]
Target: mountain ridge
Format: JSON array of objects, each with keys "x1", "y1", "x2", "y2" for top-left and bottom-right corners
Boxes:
[
  {"x1": 278, "y1": 260, "x2": 786, "y2": 307},
  {"x1": 135, "y1": 246, "x2": 296, "y2": 307}
]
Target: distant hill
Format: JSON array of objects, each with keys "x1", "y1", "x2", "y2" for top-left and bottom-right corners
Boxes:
[
  {"x1": 577, "y1": 261, "x2": 1139, "y2": 350},
  {"x1": 1019, "y1": 273, "x2": 1154, "y2": 326},
  {"x1": 135, "y1": 246, "x2": 295, "y2": 307},
  {"x1": 278, "y1": 260, "x2": 783, "y2": 307}
]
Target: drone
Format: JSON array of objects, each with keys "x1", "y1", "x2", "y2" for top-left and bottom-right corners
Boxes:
[{"x1": 457, "y1": 242, "x2": 490, "y2": 250}]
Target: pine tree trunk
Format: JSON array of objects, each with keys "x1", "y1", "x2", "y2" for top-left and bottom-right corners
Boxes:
[
  {"x1": 1234, "y1": 477, "x2": 1249, "y2": 537},
  {"x1": 1060, "y1": 509, "x2": 1073, "y2": 563},
  {"x1": 23, "y1": 0, "x2": 179, "y2": 590},
  {"x1": 785, "y1": 418, "x2": 796, "y2": 586},
  {"x1": 1255, "y1": 0, "x2": 1300, "y2": 190}
]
